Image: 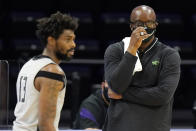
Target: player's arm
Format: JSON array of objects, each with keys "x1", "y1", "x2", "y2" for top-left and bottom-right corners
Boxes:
[{"x1": 34, "y1": 64, "x2": 65, "y2": 131}]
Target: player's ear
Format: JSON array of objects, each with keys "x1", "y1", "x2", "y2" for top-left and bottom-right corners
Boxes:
[{"x1": 47, "y1": 36, "x2": 56, "y2": 47}]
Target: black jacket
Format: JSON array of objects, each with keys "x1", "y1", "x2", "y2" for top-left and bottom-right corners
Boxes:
[
  {"x1": 73, "y1": 89, "x2": 108, "y2": 129},
  {"x1": 103, "y1": 38, "x2": 181, "y2": 131}
]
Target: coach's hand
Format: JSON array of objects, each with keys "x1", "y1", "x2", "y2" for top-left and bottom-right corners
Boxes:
[
  {"x1": 127, "y1": 26, "x2": 151, "y2": 56},
  {"x1": 108, "y1": 88, "x2": 122, "y2": 99}
]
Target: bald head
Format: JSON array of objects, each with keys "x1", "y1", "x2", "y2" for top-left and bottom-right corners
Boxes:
[{"x1": 130, "y1": 5, "x2": 156, "y2": 22}]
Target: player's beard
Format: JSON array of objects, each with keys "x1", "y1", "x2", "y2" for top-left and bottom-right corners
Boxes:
[
  {"x1": 55, "y1": 41, "x2": 75, "y2": 61},
  {"x1": 56, "y1": 48, "x2": 74, "y2": 61}
]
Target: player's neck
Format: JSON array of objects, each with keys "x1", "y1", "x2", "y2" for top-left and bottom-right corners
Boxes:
[{"x1": 42, "y1": 48, "x2": 61, "y2": 64}]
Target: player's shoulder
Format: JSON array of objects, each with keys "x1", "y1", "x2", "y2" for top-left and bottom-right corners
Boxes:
[{"x1": 41, "y1": 63, "x2": 65, "y2": 76}]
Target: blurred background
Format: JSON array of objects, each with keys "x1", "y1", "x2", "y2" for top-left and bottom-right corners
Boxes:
[{"x1": 0, "y1": 0, "x2": 196, "y2": 129}]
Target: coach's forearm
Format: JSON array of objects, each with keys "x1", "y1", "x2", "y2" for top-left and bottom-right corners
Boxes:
[{"x1": 105, "y1": 52, "x2": 137, "y2": 94}]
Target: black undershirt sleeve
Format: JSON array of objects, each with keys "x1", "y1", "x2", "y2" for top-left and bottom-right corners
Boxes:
[
  {"x1": 35, "y1": 71, "x2": 65, "y2": 82},
  {"x1": 35, "y1": 71, "x2": 65, "y2": 88}
]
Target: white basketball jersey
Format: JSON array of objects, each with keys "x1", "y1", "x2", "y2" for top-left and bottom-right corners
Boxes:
[{"x1": 13, "y1": 56, "x2": 66, "y2": 131}]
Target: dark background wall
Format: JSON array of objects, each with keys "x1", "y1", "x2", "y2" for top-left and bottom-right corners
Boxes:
[{"x1": 0, "y1": 0, "x2": 196, "y2": 128}]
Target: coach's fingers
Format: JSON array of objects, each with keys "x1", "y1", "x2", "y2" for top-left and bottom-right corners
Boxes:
[
  {"x1": 108, "y1": 88, "x2": 122, "y2": 99},
  {"x1": 140, "y1": 32, "x2": 152, "y2": 41}
]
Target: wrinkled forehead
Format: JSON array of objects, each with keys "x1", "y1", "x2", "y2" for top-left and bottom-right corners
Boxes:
[{"x1": 130, "y1": 6, "x2": 156, "y2": 22}]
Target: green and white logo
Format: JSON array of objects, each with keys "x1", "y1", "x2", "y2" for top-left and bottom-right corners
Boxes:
[{"x1": 152, "y1": 60, "x2": 159, "y2": 66}]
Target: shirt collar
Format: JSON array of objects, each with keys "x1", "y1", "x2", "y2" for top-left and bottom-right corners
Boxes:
[{"x1": 138, "y1": 37, "x2": 158, "y2": 55}]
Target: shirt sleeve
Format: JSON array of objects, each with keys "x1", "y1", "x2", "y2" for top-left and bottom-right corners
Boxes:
[
  {"x1": 78, "y1": 115, "x2": 99, "y2": 129},
  {"x1": 104, "y1": 43, "x2": 138, "y2": 94},
  {"x1": 74, "y1": 104, "x2": 100, "y2": 129},
  {"x1": 122, "y1": 51, "x2": 181, "y2": 106}
]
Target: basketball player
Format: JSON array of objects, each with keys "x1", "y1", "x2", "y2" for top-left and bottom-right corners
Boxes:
[
  {"x1": 13, "y1": 11, "x2": 78, "y2": 131},
  {"x1": 73, "y1": 81, "x2": 109, "y2": 130}
]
